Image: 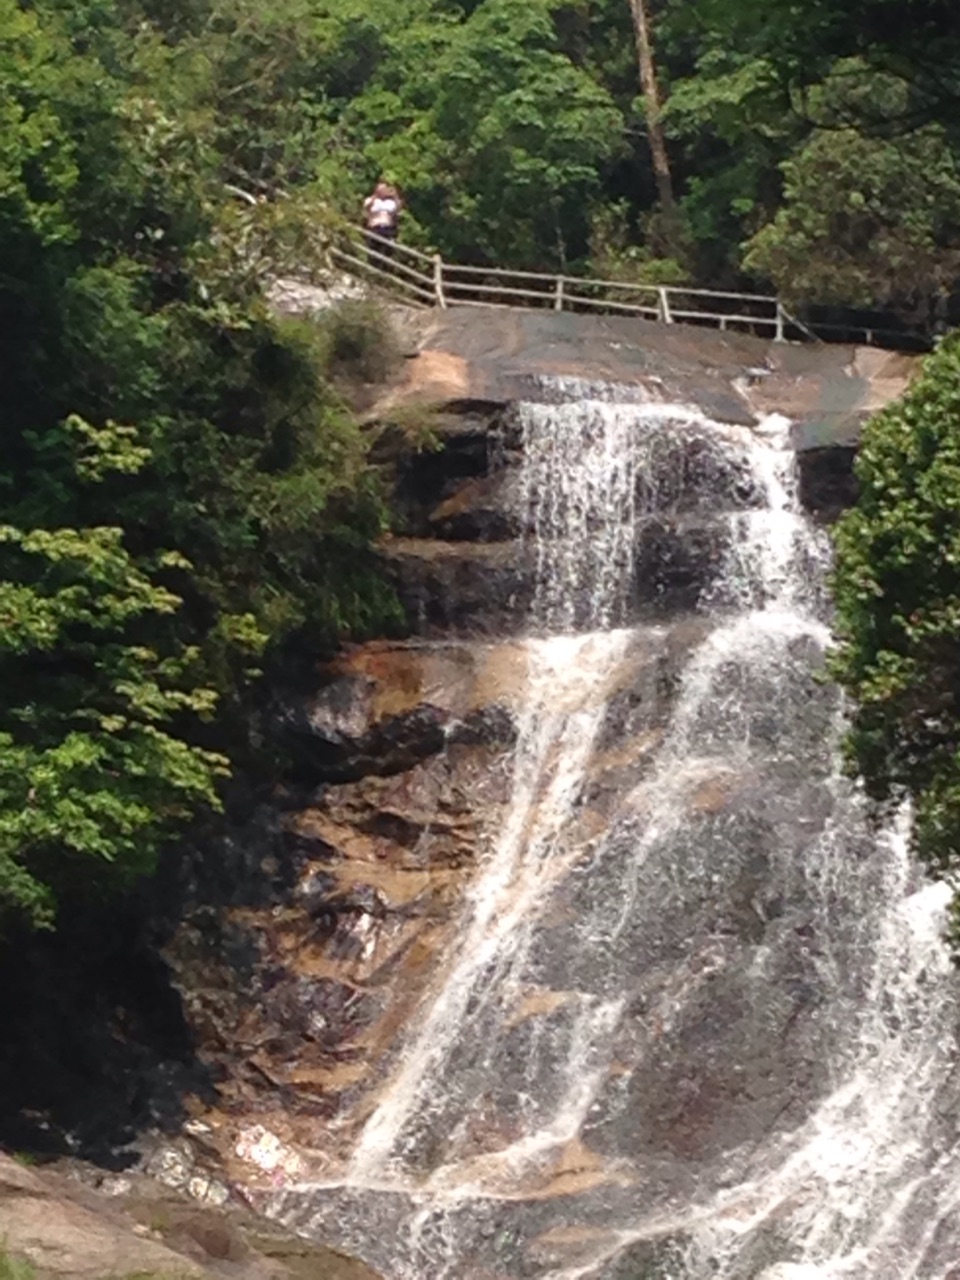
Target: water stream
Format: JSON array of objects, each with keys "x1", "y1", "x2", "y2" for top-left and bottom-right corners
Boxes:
[{"x1": 268, "y1": 394, "x2": 960, "y2": 1278}]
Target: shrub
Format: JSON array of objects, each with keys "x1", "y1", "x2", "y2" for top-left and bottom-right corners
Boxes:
[
  {"x1": 830, "y1": 331, "x2": 960, "y2": 902},
  {"x1": 314, "y1": 300, "x2": 402, "y2": 387}
]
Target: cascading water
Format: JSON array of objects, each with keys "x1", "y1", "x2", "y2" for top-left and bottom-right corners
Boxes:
[{"x1": 266, "y1": 392, "x2": 960, "y2": 1279}]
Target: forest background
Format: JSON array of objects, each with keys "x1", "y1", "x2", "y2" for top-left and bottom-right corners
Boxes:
[{"x1": 2, "y1": 0, "x2": 960, "y2": 928}]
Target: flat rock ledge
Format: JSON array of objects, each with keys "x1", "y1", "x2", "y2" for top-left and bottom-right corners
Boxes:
[
  {"x1": 0, "y1": 1153, "x2": 381, "y2": 1280},
  {"x1": 271, "y1": 280, "x2": 919, "y2": 449}
]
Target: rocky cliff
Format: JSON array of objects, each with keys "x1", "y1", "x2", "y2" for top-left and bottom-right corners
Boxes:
[
  {"x1": 150, "y1": 311, "x2": 914, "y2": 1207},
  {"x1": 380, "y1": 306, "x2": 915, "y2": 449},
  {"x1": 0, "y1": 308, "x2": 929, "y2": 1279}
]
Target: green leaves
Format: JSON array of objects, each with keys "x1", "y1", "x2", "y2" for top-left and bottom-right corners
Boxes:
[
  {"x1": 302, "y1": 0, "x2": 624, "y2": 266},
  {"x1": 0, "y1": 470, "x2": 228, "y2": 927},
  {"x1": 743, "y1": 67, "x2": 960, "y2": 309},
  {"x1": 0, "y1": 0, "x2": 400, "y2": 928},
  {"x1": 831, "y1": 332, "x2": 960, "y2": 896},
  {"x1": 0, "y1": 0, "x2": 78, "y2": 243}
]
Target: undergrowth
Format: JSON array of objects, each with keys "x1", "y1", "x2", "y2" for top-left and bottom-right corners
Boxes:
[
  {"x1": 0, "y1": 1252, "x2": 191, "y2": 1280},
  {"x1": 0, "y1": 1251, "x2": 33, "y2": 1280},
  {"x1": 314, "y1": 299, "x2": 401, "y2": 386}
]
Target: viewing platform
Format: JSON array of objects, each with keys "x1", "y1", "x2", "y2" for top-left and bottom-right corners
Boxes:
[{"x1": 328, "y1": 230, "x2": 931, "y2": 353}]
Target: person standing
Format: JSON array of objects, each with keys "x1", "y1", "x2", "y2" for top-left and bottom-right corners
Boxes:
[{"x1": 362, "y1": 180, "x2": 402, "y2": 261}]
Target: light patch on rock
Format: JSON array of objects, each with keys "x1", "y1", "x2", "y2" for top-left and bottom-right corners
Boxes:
[{"x1": 235, "y1": 1126, "x2": 305, "y2": 1182}]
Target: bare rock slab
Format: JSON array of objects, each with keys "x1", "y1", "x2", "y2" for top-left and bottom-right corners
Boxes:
[{"x1": 0, "y1": 1154, "x2": 381, "y2": 1280}]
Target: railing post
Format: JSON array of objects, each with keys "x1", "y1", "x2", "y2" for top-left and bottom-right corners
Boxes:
[
  {"x1": 658, "y1": 287, "x2": 673, "y2": 324},
  {"x1": 554, "y1": 276, "x2": 565, "y2": 312},
  {"x1": 775, "y1": 300, "x2": 785, "y2": 342},
  {"x1": 433, "y1": 254, "x2": 446, "y2": 309}
]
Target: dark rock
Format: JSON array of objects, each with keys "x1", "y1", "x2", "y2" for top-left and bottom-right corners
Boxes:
[
  {"x1": 381, "y1": 518, "x2": 735, "y2": 637},
  {"x1": 284, "y1": 700, "x2": 449, "y2": 783},
  {"x1": 263, "y1": 977, "x2": 373, "y2": 1048},
  {"x1": 633, "y1": 430, "x2": 766, "y2": 516},
  {"x1": 797, "y1": 444, "x2": 858, "y2": 522},
  {"x1": 276, "y1": 642, "x2": 519, "y2": 779},
  {"x1": 449, "y1": 704, "x2": 517, "y2": 748},
  {"x1": 296, "y1": 870, "x2": 339, "y2": 916},
  {"x1": 630, "y1": 516, "x2": 731, "y2": 617},
  {"x1": 388, "y1": 407, "x2": 509, "y2": 537},
  {"x1": 380, "y1": 537, "x2": 535, "y2": 636},
  {"x1": 606, "y1": 1237, "x2": 690, "y2": 1279},
  {"x1": 427, "y1": 472, "x2": 521, "y2": 541},
  {"x1": 0, "y1": 904, "x2": 216, "y2": 1165}
]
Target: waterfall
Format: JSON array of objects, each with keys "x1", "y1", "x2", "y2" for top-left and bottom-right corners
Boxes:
[{"x1": 267, "y1": 394, "x2": 960, "y2": 1280}]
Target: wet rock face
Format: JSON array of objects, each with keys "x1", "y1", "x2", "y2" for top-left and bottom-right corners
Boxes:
[
  {"x1": 163, "y1": 640, "x2": 522, "y2": 1150},
  {"x1": 388, "y1": 408, "x2": 514, "y2": 541},
  {"x1": 379, "y1": 521, "x2": 737, "y2": 637},
  {"x1": 379, "y1": 537, "x2": 535, "y2": 637},
  {"x1": 277, "y1": 640, "x2": 522, "y2": 779},
  {"x1": 796, "y1": 444, "x2": 858, "y2": 523},
  {"x1": 376, "y1": 410, "x2": 850, "y2": 638},
  {"x1": 606, "y1": 1239, "x2": 689, "y2": 1279},
  {"x1": 152, "y1": 401, "x2": 865, "y2": 1187}
]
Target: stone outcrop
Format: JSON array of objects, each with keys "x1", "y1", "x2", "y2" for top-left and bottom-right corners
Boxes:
[
  {"x1": 160, "y1": 639, "x2": 525, "y2": 1172},
  {"x1": 377, "y1": 305, "x2": 917, "y2": 449},
  {"x1": 0, "y1": 1153, "x2": 381, "y2": 1280}
]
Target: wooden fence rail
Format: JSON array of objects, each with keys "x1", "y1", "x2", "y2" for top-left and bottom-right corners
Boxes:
[{"x1": 328, "y1": 232, "x2": 924, "y2": 350}]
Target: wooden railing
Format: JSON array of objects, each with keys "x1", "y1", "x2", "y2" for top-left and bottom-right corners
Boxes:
[{"x1": 329, "y1": 231, "x2": 927, "y2": 350}]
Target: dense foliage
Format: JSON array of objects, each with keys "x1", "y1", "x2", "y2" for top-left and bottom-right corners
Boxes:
[
  {"x1": 831, "y1": 335, "x2": 960, "y2": 891},
  {"x1": 5, "y1": 0, "x2": 952, "y2": 306},
  {"x1": 255, "y1": 0, "x2": 960, "y2": 310},
  {"x1": 0, "y1": 422, "x2": 228, "y2": 926},
  {"x1": 0, "y1": 0, "x2": 399, "y2": 925}
]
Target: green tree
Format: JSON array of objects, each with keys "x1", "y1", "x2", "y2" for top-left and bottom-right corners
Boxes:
[
  {"x1": 337, "y1": 0, "x2": 624, "y2": 266},
  {"x1": 743, "y1": 65, "x2": 960, "y2": 312},
  {"x1": 831, "y1": 333, "x2": 960, "y2": 892},
  {"x1": 662, "y1": 51, "x2": 799, "y2": 280},
  {"x1": 0, "y1": 0, "x2": 396, "y2": 680},
  {"x1": 658, "y1": 0, "x2": 960, "y2": 295},
  {"x1": 0, "y1": 0, "x2": 400, "y2": 926},
  {"x1": 0, "y1": 420, "x2": 227, "y2": 927},
  {"x1": 687, "y1": 0, "x2": 960, "y2": 120}
]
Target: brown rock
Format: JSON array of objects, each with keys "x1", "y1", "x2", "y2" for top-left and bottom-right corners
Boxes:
[
  {"x1": 166, "y1": 644, "x2": 518, "y2": 1135},
  {"x1": 0, "y1": 1155, "x2": 382, "y2": 1280},
  {"x1": 377, "y1": 306, "x2": 918, "y2": 445},
  {"x1": 0, "y1": 1155, "x2": 208, "y2": 1280}
]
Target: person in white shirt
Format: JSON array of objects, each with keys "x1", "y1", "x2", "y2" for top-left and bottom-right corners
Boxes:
[{"x1": 362, "y1": 180, "x2": 403, "y2": 261}]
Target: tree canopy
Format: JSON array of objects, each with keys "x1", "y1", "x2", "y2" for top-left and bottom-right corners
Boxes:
[
  {"x1": 9, "y1": 0, "x2": 952, "y2": 309},
  {"x1": 831, "y1": 335, "x2": 960, "y2": 906},
  {"x1": 0, "y1": 0, "x2": 399, "y2": 925}
]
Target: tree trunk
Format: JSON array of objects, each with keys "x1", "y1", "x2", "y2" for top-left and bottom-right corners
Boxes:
[{"x1": 628, "y1": 0, "x2": 675, "y2": 214}]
